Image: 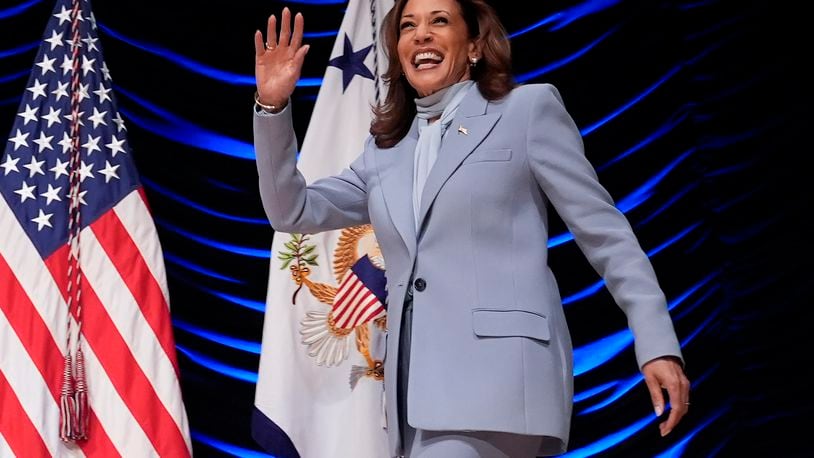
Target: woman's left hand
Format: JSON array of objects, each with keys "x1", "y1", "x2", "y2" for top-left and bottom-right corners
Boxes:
[
  {"x1": 254, "y1": 7, "x2": 310, "y2": 110},
  {"x1": 642, "y1": 356, "x2": 690, "y2": 437}
]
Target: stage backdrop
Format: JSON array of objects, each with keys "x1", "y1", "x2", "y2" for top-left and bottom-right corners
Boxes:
[{"x1": 1, "y1": 0, "x2": 810, "y2": 457}]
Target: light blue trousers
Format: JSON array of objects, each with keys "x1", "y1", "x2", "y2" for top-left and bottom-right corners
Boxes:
[{"x1": 404, "y1": 428, "x2": 543, "y2": 457}]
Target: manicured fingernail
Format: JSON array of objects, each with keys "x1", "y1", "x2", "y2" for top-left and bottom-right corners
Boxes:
[
  {"x1": 661, "y1": 428, "x2": 671, "y2": 437},
  {"x1": 654, "y1": 405, "x2": 663, "y2": 416}
]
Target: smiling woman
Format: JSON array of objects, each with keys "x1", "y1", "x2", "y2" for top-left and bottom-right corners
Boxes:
[
  {"x1": 396, "y1": 0, "x2": 476, "y2": 97},
  {"x1": 251, "y1": 0, "x2": 689, "y2": 457},
  {"x1": 372, "y1": 0, "x2": 513, "y2": 147},
  {"x1": 1, "y1": 0, "x2": 808, "y2": 456}
]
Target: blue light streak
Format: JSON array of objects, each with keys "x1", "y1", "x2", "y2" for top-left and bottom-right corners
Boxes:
[
  {"x1": 573, "y1": 330, "x2": 632, "y2": 376},
  {"x1": 550, "y1": 151, "x2": 695, "y2": 250},
  {"x1": 141, "y1": 176, "x2": 269, "y2": 225},
  {"x1": 562, "y1": 223, "x2": 701, "y2": 306},
  {"x1": 204, "y1": 177, "x2": 248, "y2": 193},
  {"x1": 655, "y1": 405, "x2": 730, "y2": 458},
  {"x1": 615, "y1": 148, "x2": 696, "y2": 214},
  {"x1": 576, "y1": 365, "x2": 718, "y2": 447},
  {"x1": 115, "y1": 85, "x2": 256, "y2": 160},
  {"x1": 0, "y1": 96, "x2": 20, "y2": 107},
  {"x1": 559, "y1": 414, "x2": 656, "y2": 457},
  {"x1": 573, "y1": 380, "x2": 617, "y2": 403},
  {"x1": 0, "y1": 41, "x2": 38, "y2": 59},
  {"x1": 0, "y1": 0, "x2": 41, "y2": 19},
  {"x1": 647, "y1": 222, "x2": 701, "y2": 257},
  {"x1": 0, "y1": 69, "x2": 28, "y2": 84},
  {"x1": 163, "y1": 251, "x2": 244, "y2": 284},
  {"x1": 509, "y1": 0, "x2": 622, "y2": 37},
  {"x1": 596, "y1": 112, "x2": 690, "y2": 172},
  {"x1": 98, "y1": 23, "x2": 321, "y2": 87},
  {"x1": 176, "y1": 345, "x2": 257, "y2": 383},
  {"x1": 508, "y1": 13, "x2": 564, "y2": 38},
  {"x1": 155, "y1": 217, "x2": 271, "y2": 258},
  {"x1": 581, "y1": 65, "x2": 682, "y2": 136},
  {"x1": 304, "y1": 30, "x2": 339, "y2": 38},
  {"x1": 515, "y1": 27, "x2": 618, "y2": 82},
  {"x1": 167, "y1": 269, "x2": 266, "y2": 312},
  {"x1": 577, "y1": 357, "x2": 714, "y2": 415},
  {"x1": 196, "y1": 287, "x2": 266, "y2": 312},
  {"x1": 571, "y1": 273, "x2": 715, "y2": 375},
  {"x1": 638, "y1": 182, "x2": 698, "y2": 226},
  {"x1": 192, "y1": 431, "x2": 272, "y2": 458},
  {"x1": 173, "y1": 319, "x2": 261, "y2": 354},
  {"x1": 578, "y1": 372, "x2": 643, "y2": 414}
]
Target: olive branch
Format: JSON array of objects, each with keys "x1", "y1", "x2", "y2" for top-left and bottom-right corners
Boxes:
[{"x1": 278, "y1": 233, "x2": 319, "y2": 304}]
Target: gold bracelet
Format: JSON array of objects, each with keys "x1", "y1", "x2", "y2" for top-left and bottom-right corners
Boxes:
[{"x1": 254, "y1": 92, "x2": 281, "y2": 113}]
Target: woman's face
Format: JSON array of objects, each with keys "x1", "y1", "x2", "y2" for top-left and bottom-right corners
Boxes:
[{"x1": 397, "y1": 0, "x2": 477, "y2": 97}]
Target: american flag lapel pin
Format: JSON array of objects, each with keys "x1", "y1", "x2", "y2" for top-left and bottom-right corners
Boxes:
[{"x1": 457, "y1": 125, "x2": 468, "y2": 135}]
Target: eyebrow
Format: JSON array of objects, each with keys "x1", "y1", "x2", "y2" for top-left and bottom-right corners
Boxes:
[{"x1": 401, "y1": 10, "x2": 450, "y2": 18}]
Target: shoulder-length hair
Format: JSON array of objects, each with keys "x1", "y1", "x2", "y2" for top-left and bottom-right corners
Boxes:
[{"x1": 370, "y1": 0, "x2": 515, "y2": 148}]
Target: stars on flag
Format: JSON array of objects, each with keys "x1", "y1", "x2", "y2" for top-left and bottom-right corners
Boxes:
[
  {"x1": 32, "y1": 208, "x2": 54, "y2": 231},
  {"x1": 1, "y1": 4, "x2": 136, "y2": 249},
  {"x1": 328, "y1": 33, "x2": 375, "y2": 92}
]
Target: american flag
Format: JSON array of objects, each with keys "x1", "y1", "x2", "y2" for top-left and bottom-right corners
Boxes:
[
  {"x1": 0, "y1": 0, "x2": 191, "y2": 456},
  {"x1": 331, "y1": 255, "x2": 386, "y2": 330}
]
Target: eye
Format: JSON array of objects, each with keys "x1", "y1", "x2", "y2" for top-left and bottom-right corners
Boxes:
[
  {"x1": 400, "y1": 21, "x2": 415, "y2": 30},
  {"x1": 432, "y1": 16, "x2": 448, "y2": 24}
]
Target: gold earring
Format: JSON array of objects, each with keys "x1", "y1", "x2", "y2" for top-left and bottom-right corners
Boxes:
[{"x1": 469, "y1": 56, "x2": 478, "y2": 67}]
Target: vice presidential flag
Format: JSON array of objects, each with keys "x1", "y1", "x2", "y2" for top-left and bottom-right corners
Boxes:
[
  {"x1": 0, "y1": 0, "x2": 191, "y2": 456},
  {"x1": 251, "y1": 0, "x2": 393, "y2": 456}
]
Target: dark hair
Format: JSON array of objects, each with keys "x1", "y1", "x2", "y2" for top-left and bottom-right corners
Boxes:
[{"x1": 370, "y1": 0, "x2": 515, "y2": 148}]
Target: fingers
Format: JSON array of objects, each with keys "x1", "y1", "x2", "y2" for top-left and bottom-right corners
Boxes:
[
  {"x1": 279, "y1": 7, "x2": 291, "y2": 47},
  {"x1": 644, "y1": 375, "x2": 665, "y2": 417},
  {"x1": 266, "y1": 14, "x2": 278, "y2": 50},
  {"x1": 660, "y1": 395, "x2": 687, "y2": 436},
  {"x1": 661, "y1": 405, "x2": 682, "y2": 437},
  {"x1": 294, "y1": 44, "x2": 311, "y2": 66},
  {"x1": 261, "y1": 8, "x2": 304, "y2": 53},
  {"x1": 290, "y1": 12, "x2": 304, "y2": 49},
  {"x1": 641, "y1": 358, "x2": 691, "y2": 437},
  {"x1": 658, "y1": 372, "x2": 690, "y2": 437},
  {"x1": 254, "y1": 30, "x2": 265, "y2": 57}
]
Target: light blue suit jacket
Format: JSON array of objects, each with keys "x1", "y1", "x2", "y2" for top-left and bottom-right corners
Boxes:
[{"x1": 254, "y1": 83, "x2": 683, "y2": 457}]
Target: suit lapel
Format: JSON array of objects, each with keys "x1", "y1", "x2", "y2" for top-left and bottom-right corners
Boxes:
[
  {"x1": 376, "y1": 120, "x2": 418, "y2": 259},
  {"x1": 417, "y1": 88, "x2": 501, "y2": 232}
]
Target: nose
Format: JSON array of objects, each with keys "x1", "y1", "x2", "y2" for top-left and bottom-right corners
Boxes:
[{"x1": 413, "y1": 22, "x2": 431, "y2": 42}]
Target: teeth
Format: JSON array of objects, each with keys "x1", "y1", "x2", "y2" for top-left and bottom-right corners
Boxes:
[{"x1": 414, "y1": 52, "x2": 442, "y2": 64}]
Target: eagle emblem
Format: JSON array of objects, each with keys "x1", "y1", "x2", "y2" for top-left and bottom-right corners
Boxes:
[{"x1": 278, "y1": 225, "x2": 387, "y2": 388}]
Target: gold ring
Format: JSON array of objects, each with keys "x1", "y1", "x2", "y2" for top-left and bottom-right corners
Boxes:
[{"x1": 266, "y1": 42, "x2": 275, "y2": 50}]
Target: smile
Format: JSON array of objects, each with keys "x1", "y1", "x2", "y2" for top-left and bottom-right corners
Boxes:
[{"x1": 412, "y1": 50, "x2": 443, "y2": 69}]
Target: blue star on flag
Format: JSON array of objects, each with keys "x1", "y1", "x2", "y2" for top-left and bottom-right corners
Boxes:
[{"x1": 328, "y1": 33, "x2": 374, "y2": 92}]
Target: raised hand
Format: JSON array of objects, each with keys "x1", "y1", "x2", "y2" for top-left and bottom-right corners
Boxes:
[{"x1": 254, "y1": 7, "x2": 310, "y2": 111}]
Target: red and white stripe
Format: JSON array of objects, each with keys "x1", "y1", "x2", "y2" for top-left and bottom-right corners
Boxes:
[
  {"x1": 0, "y1": 190, "x2": 191, "y2": 457},
  {"x1": 331, "y1": 272, "x2": 385, "y2": 330}
]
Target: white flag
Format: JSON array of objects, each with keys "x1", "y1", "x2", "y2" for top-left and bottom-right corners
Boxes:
[{"x1": 251, "y1": 0, "x2": 393, "y2": 457}]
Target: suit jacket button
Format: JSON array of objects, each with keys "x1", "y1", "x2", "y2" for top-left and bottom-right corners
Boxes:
[{"x1": 413, "y1": 278, "x2": 426, "y2": 292}]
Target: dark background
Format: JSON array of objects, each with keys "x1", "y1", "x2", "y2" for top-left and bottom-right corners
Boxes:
[{"x1": 2, "y1": 0, "x2": 811, "y2": 456}]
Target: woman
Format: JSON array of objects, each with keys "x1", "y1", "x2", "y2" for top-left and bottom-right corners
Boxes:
[{"x1": 253, "y1": 0, "x2": 690, "y2": 456}]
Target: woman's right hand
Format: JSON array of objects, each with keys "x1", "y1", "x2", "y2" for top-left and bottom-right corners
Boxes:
[{"x1": 254, "y1": 7, "x2": 310, "y2": 110}]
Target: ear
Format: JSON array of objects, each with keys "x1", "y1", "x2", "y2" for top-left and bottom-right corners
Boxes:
[{"x1": 467, "y1": 39, "x2": 482, "y2": 61}]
